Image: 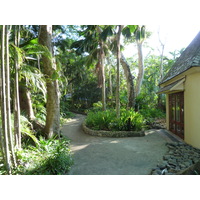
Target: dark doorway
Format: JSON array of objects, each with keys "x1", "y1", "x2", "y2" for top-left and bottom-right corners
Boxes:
[{"x1": 169, "y1": 92, "x2": 184, "y2": 139}]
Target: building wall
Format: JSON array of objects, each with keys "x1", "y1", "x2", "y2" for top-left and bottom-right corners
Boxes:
[
  {"x1": 184, "y1": 73, "x2": 200, "y2": 148},
  {"x1": 166, "y1": 94, "x2": 169, "y2": 130}
]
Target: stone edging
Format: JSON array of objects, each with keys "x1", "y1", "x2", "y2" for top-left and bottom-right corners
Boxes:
[{"x1": 82, "y1": 121, "x2": 145, "y2": 137}]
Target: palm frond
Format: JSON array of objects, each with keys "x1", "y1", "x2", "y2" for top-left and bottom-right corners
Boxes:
[
  {"x1": 23, "y1": 43, "x2": 52, "y2": 59},
  {"x1": 10, "y1": 43, "x2": 25, "y2": 67},
  {"x1": 19, "y1": 65, "x2": 47, "y2": 100}
]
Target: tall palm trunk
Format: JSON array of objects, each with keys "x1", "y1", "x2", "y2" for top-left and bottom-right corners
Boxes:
[
  {"x1": 0, "y1": 25, "x2": 11, "y2": 174},
  {"x1": 135, "y1": 41, "x2": 144, "y2": 97},
  {"x1": 14, "y1": 25, "x2": 21, "y2": 149},
  {"x1": 0, "y1": 27, "x2": 5, "y2": 163},
  {"x1": 5, "y1": 25, "x2": 17, "y2": 167},
  {"x1": 116, "y1": 25, "x2": 123, "y2": 118},
  {"x1": 96, "y1": 26, "x2": 106, "y2": 111},
  {"x1": 38, "y1": 25, "x2": 60, "y2": 138},
  {"x1": 108, "y1": 66, "x2": 113, "y2": 97},
  {"x1": 99, "y1": 41, "x2": 106, "y2": 111}
]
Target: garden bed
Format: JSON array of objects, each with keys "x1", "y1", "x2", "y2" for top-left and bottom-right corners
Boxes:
[{"x1": 82, "y1": 121, "x2": 145, "y2": 137}]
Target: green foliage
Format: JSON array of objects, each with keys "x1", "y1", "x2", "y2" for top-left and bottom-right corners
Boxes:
[
  {"x1": 60, "y1": 99, "x2": 75, "y2": 119},
  {"x1": 15, "y1": 137, "x2": 73, "y2": 175},
  {"x1": 86, "y1": 109, "x2": 116, "y2": 130},
  {"x1": 85, "y1": 109, "x2": 146, "y2": 131},
  {"x1": 0, "y1": 151, "x2": 6, "y2": 175},
  {"x1": 139, "y1": 108, "x2": 166, "y2": 124},
  {"x1": 0, "y1": 114, "x2": 39, "y2": 174},
  {"x1": 20, "y1": 65, "x2": 47, "y2": 99},
  {"x1": 19, "y1": 115, "x2": 39, "y2": 146},
  {"x1": 31, "y1": 94, "x2": 46, "y2": 125},
  {"x1": 100, "y1": 26, "x2": 115, "y2": 41},
  {"x1": 134, "y1": 53, "x2": 176, "y2": 110},
  {"x1": 91, "y1": 101, "x2": 103, "y2": 111},
  {"x1": 117, "y1": 109, "x2": 145, "y2": 131}
]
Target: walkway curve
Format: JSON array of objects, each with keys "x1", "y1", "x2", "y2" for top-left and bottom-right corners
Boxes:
[{"x1": 61, "y1": 114, "x2": 174, "y2": 175}]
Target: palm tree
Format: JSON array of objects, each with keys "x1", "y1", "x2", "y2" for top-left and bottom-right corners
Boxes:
[
  {"x1": 96, "y1": 26, "x2": 107, "y2": 110},
  {"x1": 116, "y1": 25, "x2": 123, "y2": 117},
  {"x1": 0, "y1": 25, "x2": 12, "y2": 174},
  {"x1": 135, "y1": 25, "x2": 146, "y2": 97},
  {"x1": 71, "y1": 25, "x2": 108, "y2": 111},
  {"x1": 13, "y1": 25, "x2": 21, "y2": 149},
  {"x1": 5, "y1": 25, "x2": 17, "y2": 166},
  {"x1": 104, "y1": 25, "x2": 138, "y2": 109}
]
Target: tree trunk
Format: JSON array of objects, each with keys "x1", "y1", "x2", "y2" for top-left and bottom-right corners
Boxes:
[
  {"x1": 116, "y1": 25, "x2": 122, "y2": 118},
  {"x1": 38, "y1": 25, "x2": 60, "y2": 138},
  {"x1": 0, "y1": 26, "x2": 6, "y2": 166},
  {"x1": 99, "y1": 41, "x2": 106, "y2": 111},
  {"x1": 120, "y1": 52, "x2": 135, "y2": 109},
  {"x1": 157, "y1": 39, "x2": 165, "y2": 109},
  {"x1": 96, "y1": 26, "x2": 106, "y2": 111},
  {"x1": 14, "y1": 25, "x2": 21, "y2": 149},
  {"x1": 19, "y1": 80, "x2": 44, "y2": 131},
  {"x1": 0, "y1": 25, "x2": 11, "y2": 174},
  {"x1": 5, "y1": 25, "x2": 17, "y2": 167},
  {"x1": 135, "y1": 41, "x2": 144, "y2": 97},
  {"x1": 109, "y1": 67, "x2": 113, "y2": 97},
  {"x1": 19, "y1": 82, "x2": 35, "y2": 121},
  {"x1": 111, "y1": 46, "x2": 135, "y2": 109}
]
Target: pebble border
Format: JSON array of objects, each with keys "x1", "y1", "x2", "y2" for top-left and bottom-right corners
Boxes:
[{"x1": 82, "y1": 121, "x2": 145, "y2": 137}]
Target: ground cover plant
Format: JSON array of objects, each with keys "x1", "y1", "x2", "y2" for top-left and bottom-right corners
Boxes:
[
  {"x1": 0, "y1": 113, "x2": 74, "y2": 175},
  {"x1": 15, "y1": 137, "x2": 73, "y2": 175},
  {"x1": 0, "y1": 137, "x2": 73, "y2": 175}
]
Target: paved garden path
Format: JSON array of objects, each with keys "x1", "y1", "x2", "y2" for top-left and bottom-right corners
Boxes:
[{"x1": 61, "y1": 114, "x2": 175, "y2": 175}]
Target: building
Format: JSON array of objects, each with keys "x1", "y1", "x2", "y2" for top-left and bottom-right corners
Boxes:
[{"x1": 158, "y1": 31, "x2": 200, "y2": 148}]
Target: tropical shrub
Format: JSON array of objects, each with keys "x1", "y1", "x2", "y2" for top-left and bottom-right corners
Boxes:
[
  {"x1": 15, "y1": 137, "x2": 73, "y2": 175},
  {"x1": 60, "y1": 98, "x2": 75, "y2": 119},
  {"x1": 0, "y1": 114, "x2": 74, "y2": 175},
  {"x1": 92, "y1": 101, "x2": 103, "y2": 111},
  {"x1": 85, "y1": 109, "x2": 146, "y2": 131},
  {"x1": 139, "y1": 108, "x2": 166, "y2": 124}
]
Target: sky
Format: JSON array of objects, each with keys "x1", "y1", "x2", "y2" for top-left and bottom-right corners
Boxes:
[{"x1": 123, "y1": 25, "x2": 200, "y2": 58}]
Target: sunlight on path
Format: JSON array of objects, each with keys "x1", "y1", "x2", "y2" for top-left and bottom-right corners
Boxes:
[{"x1": 61, "y1": 114, "x2": 174, "y2": 175}]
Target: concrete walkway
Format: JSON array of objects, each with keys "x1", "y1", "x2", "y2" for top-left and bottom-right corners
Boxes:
[{"x1": 61, "y1": 114, "x2": 175, "y2": 175}]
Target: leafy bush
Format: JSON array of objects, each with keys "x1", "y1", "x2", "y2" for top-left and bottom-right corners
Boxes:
[
  {"x1": 139, "y1": 108, "x2": 166, "y2": 124},
  {"x1": 15, "y1": 137, "x2": 73, "y2": 175},
  {"x1": 60, "y1": 99, "x2": 75, "y2": 119},
  {"x1": 19, "y1": 115, "x2": 39, "y2": 146},
  {"x1": 92, "y1": 101, "x2": 103, "y2": 111},
  {"x1": 85, "y1": 109, "x2": 115, "y2": 130},
  {"x1": 85, "y1": 109, "x2": 146, "y2": 131}
]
